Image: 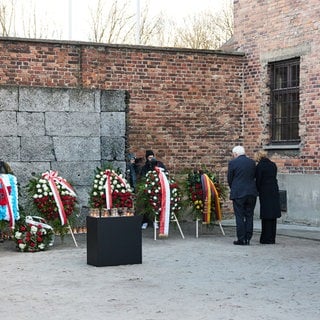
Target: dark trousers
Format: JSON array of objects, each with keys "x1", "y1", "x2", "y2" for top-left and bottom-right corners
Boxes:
[
  {"x1": 260, "y1": 219, "x2": 277, "y2": 244},
  {"x1": 233, "y1": 195, "x2": 257, "y2": 242}
]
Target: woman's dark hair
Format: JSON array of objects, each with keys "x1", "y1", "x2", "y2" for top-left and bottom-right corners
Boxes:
[{"x1": 0, "y1": 161, "x2": 13, "y2": 174}]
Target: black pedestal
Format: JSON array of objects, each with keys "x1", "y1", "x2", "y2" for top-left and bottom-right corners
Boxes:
[{"x1": 86, "y1": 215, "x2": 142, "y2": 267}]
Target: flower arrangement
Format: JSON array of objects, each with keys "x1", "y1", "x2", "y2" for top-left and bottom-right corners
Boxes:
[
  {"x1": 27, "y1": 171, "x2": 77, "y2": 237},
  {"x1": 14, "y1": 216, "x2": 54, "y2": 252},
  {"x1": 185, "y1": 169, "x2": 227, "y2": 223},
  {"x1": 89, "y1": 165, "x2": 134, "y2": 210},
  {"x1": 136, "y1": 169, "x2": 182, "y2": 221}
]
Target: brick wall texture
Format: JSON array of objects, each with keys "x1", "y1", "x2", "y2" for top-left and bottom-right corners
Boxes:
[
  {"x1": 232, "y1": 0, "x2": 320, "y2": 174},
  {"x1": 0, "y1": 39, "x2": 245, "y2": 181}
]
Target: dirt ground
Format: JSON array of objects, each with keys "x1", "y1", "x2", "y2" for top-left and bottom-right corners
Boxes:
[{"x1": 0, "y1": 222, "x2": 320, "y2": 320}]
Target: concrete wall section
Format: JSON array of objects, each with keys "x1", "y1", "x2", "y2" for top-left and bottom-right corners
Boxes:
[
  {"x1": 278, "y1": 174, "x2": 320, "y2": 226},
  {"x1": 0, "y1": 86, "x2": 127, "y2": 215}
]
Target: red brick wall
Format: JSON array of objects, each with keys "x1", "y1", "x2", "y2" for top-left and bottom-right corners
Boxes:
[
  {"x1": 232, "y1": 0, "x2": 320, "y2": 174},
  {"x1": 0, "y1": 39, "x2": 244, "y2": 181}
]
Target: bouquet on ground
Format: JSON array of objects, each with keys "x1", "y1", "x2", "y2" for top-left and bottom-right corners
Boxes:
[
  {"x1": 89, "y1": 165, "x2": 134, "y2": 211},
  {"x1": 27, "y1": 170, "x2": 77, "y2": 238},
  {"x1": 14, "y1": 215, "x2": 54, "y2": 252},
  {"x1": 136, "y1": 167, "x2": 182, "y2": 236},
  {"x1": 185, "y1": 169, "x2": 227, "y2": 224}
]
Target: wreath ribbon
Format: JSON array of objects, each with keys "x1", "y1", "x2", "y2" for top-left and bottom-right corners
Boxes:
[
  {"x1": 0, "y1": 175, "x2": 15, "y2": 229},
  {"x1": 42, "y1": 170, "x2": 76, "y2": 226},
  {"x1": 104, "y1": 170, "x2": 113, "y2": 209},
  {"x1": 201, "y1": 174, "x2": 222, "y2": 223},
  {"x1": 104, "y1": 170, "x2": 129, "y2": 209},
  {"x1": 155, "y1": 167, "x2": 171, "y2": 237}
]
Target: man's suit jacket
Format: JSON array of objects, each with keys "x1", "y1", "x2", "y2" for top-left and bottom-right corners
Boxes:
[{"x1": 227, "y1": 155, "x2": 258, "y2": 200}]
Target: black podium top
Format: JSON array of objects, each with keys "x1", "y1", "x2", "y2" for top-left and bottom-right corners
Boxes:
[{"x1": 86, "y1": 215, "x2": 142, "y2": 267}]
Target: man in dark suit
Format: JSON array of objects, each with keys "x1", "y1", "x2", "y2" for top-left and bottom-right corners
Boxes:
[{"x1": 227, "y1": 146, "x2": 258, "y2": 245}]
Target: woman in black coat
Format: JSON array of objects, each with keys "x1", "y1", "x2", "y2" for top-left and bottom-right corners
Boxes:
[{"x1": 255, "y1": 151, "x2": 281, "y2": 244}]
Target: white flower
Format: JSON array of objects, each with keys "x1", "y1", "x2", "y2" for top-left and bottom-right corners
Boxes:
[
  {"x1": 37, "y1": 189, "x2": 42, "y2": 193},
  {"x1": 44, "y1": 192, "x2": 48, "y2": 196},
  {"x1": 148, "y1": 190, "x2": 151, "y2": 194},
  {"x1": 113, "y1": 180, "x2": 117, "y2": 185},
  {"x1": 49, "y1": 192, "x2": 53, "y2": 196},
  {"x1": 38, "y1": 194, "x2": 43, "y2": 198},
  {"x1": 99, "y1": 180, "x2": 104, "y2": 185},
  {"x1": 121, "y1": 189, "x2": 125, "y2": 193},
  {"x1": 61, "y1": 191, "x2": 66, "y2": 195},
  {"x1": 98, "y1": 186, "x2": 103, "y2": 190},
  {"x1": 33, "y1": 194, "x2": 38, "y2": 199},
  {"x1": 41, "y1": 229, "x2": 47, "y2": 235},
  {"x1": 36, "y1": 184, "x2": 41, "y2": 188},
  {"x1": 94, "y1": 180, "x2": 98, "y2": 184},
  {"x1": 100, "y1": 192, "x2": 104, "y2": 196},
  {"x1": 15, "y1": 231, "x2": 22, "y2": 239},
  {"x1": 39, "y1": 243, "x2": 45, "y2": 250},
  {"x1": 19, "y1": 243, "x2": 26, "y2": 250},
  {"x1": 93, "y1": 192, "x2": 98, "y2": 196},
  {"x1": 30, "y1": 225, "x2": 38, "y2": 234},
  {"x1": 96, "y1": 174, "x2": 101, "y2": 179}
]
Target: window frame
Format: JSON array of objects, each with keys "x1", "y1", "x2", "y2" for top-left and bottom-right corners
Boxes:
[{"x1": 269, "y1": 58, "x2": 300, "y2": 145}]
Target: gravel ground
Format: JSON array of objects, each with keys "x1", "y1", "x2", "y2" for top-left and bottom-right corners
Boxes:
[{"x1": 1, "y1": 222, "x2": 320, "y2": 320}]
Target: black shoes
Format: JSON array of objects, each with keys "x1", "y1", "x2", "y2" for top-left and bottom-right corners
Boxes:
[{"x1": 233, "y1": 240, "x2": 250, "y2": 245}]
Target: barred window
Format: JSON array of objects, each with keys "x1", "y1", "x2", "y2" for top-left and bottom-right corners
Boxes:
[{"x1": 270, "y1": 58, "x2": 300, "y2": 143}]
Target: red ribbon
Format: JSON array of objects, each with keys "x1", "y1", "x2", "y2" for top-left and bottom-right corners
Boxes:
[{"x1": 42, "y1": 170, "x2": 76, "y2": 226}]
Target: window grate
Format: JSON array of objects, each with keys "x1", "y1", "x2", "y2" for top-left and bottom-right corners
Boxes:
[{"x1": 270, "y1": 58, "x2": 300, "y2": 144}]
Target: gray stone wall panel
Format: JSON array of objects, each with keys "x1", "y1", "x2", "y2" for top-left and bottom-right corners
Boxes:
[
  {"x1": 10, "y1": 161, "x2": 51, "y2": 189},
  {"x1": 0, "y1": 111, "x2": 18, "y2": 136},
  {"x1": 46, "y1": 112, "x2": 100, "y2": 136},
  {"x1": 51, "y1": 161, "x2": 101, "y2": 186},
  {"x1": 101, "y1": 112, "x2": 126, "y2": 136},
  {"x1": 19, "y1": 87, "x2": 70, "y2": 112},
  {"x1": 53, "y1": 137, "x2": 101, "y2": 161},
  {"x1": 0, "y1": 87, "x2": 18, "y2": 111},
  {"x1": 0, "y1": 137, "x2": 20, "y2": 161},
  {"x1": 17, "y1": 112, "x2": 45, "y2": 137},
  {"x1": 69, "y1": 89, "x2": 97, "y2": 112},
  {"x1": 0, "y1": 86, "x2": 127, "y2": 211},
  {"x1": 101, "y1": 137, "x2": 125, "y2": 161},
  {"x1": 101, "y1": 90, "x2": 127, "y2": 112},
  {"x1": 21, "y1": 136, "x2": 55, "y2": 161}
]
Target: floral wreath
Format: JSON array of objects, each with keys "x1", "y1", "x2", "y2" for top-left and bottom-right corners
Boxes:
[
  {"x1": 136, "y1": 167, "x2": 182, "y2": 236},
  {"x1": 185, "y1": 169, "x2": 227, "y2": 224},
  {"x1": 0, "y1": 173, "x2": 19, "y2": 229},
  {"x1": 27, "y1": 170, "x2": 77, "y2": 236},
  {"x1": 14, "y1": 216, "x2": 54, "y2": 252},
  {"x1": 89, "y1": 165, "x2": 134, "y2": 210}
]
